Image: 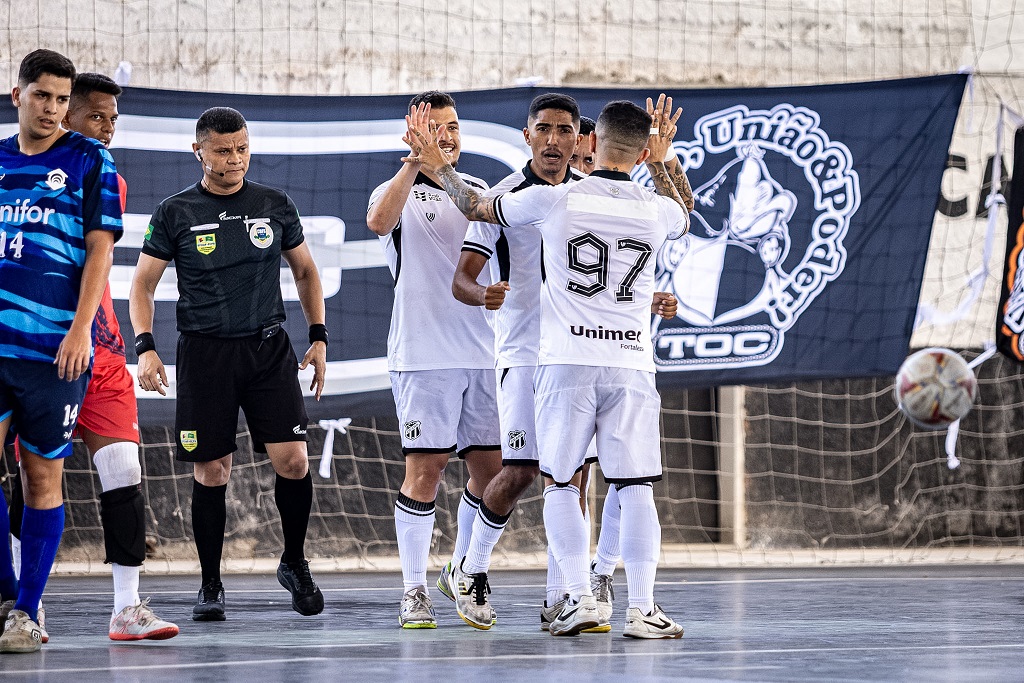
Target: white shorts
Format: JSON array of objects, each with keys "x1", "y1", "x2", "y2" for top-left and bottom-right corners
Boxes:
[
  {"x1": 390, "y1": 368, "x2": 500, "y2": 456},
  {"x1": 534, "y1": 365, "x2": 662, "y2": 485},
  {"x1": 496, "y1": 365, "x2": 539, "y2": 465}
]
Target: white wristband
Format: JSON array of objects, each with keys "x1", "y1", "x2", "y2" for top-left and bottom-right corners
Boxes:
[{"x1": 664, "y1": 146, "x2": 677, "y2": 162}]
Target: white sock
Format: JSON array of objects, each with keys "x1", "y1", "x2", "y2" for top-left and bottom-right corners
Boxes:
[
  {"x1": 543, "y1": 485, "x2": 590, "y2": 602},
  {"x1": 592, "y1": 484, "x2": 621, "y2": 576},
  {"x1": 450, "y1": 489, "x2": 480, "y2": 566},
  {"x1": 462, "y1": 503, "x2": 509, "y2": 574},
  {"x1": 395, "y1": 495, "x2": 436, "y2": 592},
  {"x1": 11, "y1": 535, "x2": 21, "y2": 579},
  {"x1": 111, "y1": 563, "x2": 141, "y2": 615},
  {"x1": 618, "y1": 484, "x2": 659, "y2": 613},
  {"x1": 545, "y1": 545, "x2": 567, "y2": 606}
]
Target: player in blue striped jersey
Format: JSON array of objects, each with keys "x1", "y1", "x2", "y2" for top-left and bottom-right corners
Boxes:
[{"x1": 0, "y1": 49, "x2": 123, "y2": 654}]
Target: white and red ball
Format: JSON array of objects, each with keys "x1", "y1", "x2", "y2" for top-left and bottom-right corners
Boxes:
[{"x1": 894, "y1": 348, "x2": 977, "y2": 430}]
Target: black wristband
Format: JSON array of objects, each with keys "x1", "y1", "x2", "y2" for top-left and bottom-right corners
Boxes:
[
  {"x1": 134, "y1": 332, "x2": 156, "y2": 356},
  {"x1": 309, "y1": 324, "x2": 329, "y2": 346}
]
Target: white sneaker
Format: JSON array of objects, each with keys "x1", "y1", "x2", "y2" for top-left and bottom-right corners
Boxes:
[
  {"x1": 623, "y1": 604, "x2": 684, "y2": 639},
  {"x1": 586, "y1": 569, "x2": 614, "y2": 633},
  {"x1": 549, "y1": 595, "x2": 601, "y2": 636},
  {"x1": 0, "y1": 609, "x2": 44, "y2": 653},
  {"x1": 36, "y1": 604, "x2": 49, "y2": 643},
  {"x1": 109, "y1": 598, "x2": 180, "y2": 641},
  {"x1": 435, "y1": 561, "x2": 456, "y2": 602},
  {"x1": 452, "y1": 560, "x2": 493, "y2": 630},
  {"x1": 399, "y1": 586, "x2": 436, "y2": 629},
  {"x1": 539, "y1": 594, "x2": 568, "y2": 631}
]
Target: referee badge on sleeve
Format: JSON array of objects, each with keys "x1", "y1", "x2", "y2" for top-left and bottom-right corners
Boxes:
[{"x1": 180, "y1": 431, "x2": 198, "y2": 452}]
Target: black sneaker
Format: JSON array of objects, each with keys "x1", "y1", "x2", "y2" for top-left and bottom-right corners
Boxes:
[
  {"x1": 277, "y1": 559, "x2": 325, "y2": 616},
  {"x1": 192, "y1": 579, "x2": 226, "y2": 621}
]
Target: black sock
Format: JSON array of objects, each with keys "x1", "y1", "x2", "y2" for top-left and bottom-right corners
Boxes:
[
  {"x1": 192, "y1": 480, "x2": 227, "y2": 584},
  {"x1": 275, "y1": 471, "x2": 312, "y2": 564}
]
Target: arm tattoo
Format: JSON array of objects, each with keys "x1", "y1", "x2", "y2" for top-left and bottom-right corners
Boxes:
[
  {"x1": 647, "y1": 161, "x2": 687, "y2": 212},
  {"x1": 669, "y1": 163, "x2": 695, "y2": 212},
  {"x1": 437, "y1": 164, "x2": 500, "y2": 224}
]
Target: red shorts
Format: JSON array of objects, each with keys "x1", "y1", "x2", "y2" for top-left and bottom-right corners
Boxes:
[{"x1": 76, "y1": 360, "x2": 140, "y2": 444}]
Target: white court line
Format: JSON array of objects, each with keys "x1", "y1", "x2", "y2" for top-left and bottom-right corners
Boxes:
[
  {"x1": 41, "y1": 573, "x2": 1024, "y2": 598},
  {"x1": 7, "y1": 643, "x2": 1024, "y2": 675}
]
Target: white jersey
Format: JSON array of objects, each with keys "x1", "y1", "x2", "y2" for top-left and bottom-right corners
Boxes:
[
  {"x1": 494, "y1": 170, "x2": 688, "y2": 372},
  {"x1": 371, "y1": 172, "x2": 495, "y2": 371},
  {"x1": 462, "y1": 164, "x2": 579, "y2": 368}
]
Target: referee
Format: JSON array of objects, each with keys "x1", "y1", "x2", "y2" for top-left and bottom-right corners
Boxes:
[{"x1": 129, "y1": 107, "x2": 328, "y2": 621}]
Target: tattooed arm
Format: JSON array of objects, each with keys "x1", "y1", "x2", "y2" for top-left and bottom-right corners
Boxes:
[
  {"x1": 434, "y1": 164, "x2": 502, "y2": 224},
  {"x1": 645, "y1": 93, "x2": 689, "y2": 216},
  {"x1": 645, "y1": 160, "x2": 689, "y2": 216},
  {"x1": 666, "y1": 156, "x2": 695, "y2": 212}
]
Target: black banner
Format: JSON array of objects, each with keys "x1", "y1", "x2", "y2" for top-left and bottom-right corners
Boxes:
[{"x1": 997, "y1": 126, "x2": 1024, "y2": 361}]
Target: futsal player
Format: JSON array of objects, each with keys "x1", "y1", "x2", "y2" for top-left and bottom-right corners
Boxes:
[
  {"x1": 6, "y1": 72, "x2": 178, "y2": 642},
  {"x1": 407, "y1": 95, "x2": 689, "y2": 638},
  {"x1": 366, "y1": 91, "x2": 502, "y2": 629},
  {"x1": 0, "y1": 49, "x2": 122, "y2": 653},
  {"x1": 449, "y1": 95, "x2": 683, "y2": 631},
  {"x1": 569, "y1": 115, "x2": 596, "y2": 174},
  {"x1": 130, "y1": 107, "x2": 328, "y2": 621}
]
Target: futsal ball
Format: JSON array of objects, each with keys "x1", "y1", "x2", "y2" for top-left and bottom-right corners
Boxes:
[{"x1": 894, "y1": 348, "x2": 977, "y2": 430}]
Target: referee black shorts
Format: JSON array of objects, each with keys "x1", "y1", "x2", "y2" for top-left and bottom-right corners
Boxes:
[{"x1": 174, "y1": 326, "x2": 308, "y2": 463}]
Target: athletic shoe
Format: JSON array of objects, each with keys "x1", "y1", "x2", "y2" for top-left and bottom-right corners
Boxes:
[
  {"x1": 0, "y1": 609, "x2": 44, "y2": 653},
  {"x1": 0, "y1": 600, "x2": 12, "y2": 635},
  {"x1": 277, "y1": 559, "x2": 325, "y2": 616},
  {"x1": 549, "y1": 595, "x2": 601, "y2": 636},
  {"x1": 452, "y1": 560, "x2": 493, "y2": 630},
  {"x1": 192, "y1": 579, "x2": 226, "y2": 621},
  {"x1": 109, "y1": 598, "x2": 180, "y2": 641},
  {"x1": 399, "y1": 586, "x2": 436, "y2": 629},
  {"x1": 436, "y1": 560, "x2": 456, "y2": 602},
  {"x1": 0, "y1": 601, "x2": 47, "y2": 642},
  {"x1": 623, "y1": 604, "x2": 684, "y2": 639},
  {"x1": 539, "y1": 594, "x2": 568, "y2": 631},
  {"x1": 37, "y1": 604, "x2": 49, "y2": 643},
  {"x1": 585, "y1": 568, "x2": 614, "y2": 633}
]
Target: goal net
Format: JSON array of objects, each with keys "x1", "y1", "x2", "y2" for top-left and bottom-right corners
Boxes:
[{"x1": 1, "y1": 0, "x2": 1022, "y2": 571}]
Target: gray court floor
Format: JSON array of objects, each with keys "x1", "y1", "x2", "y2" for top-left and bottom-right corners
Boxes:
[{"x1": 0, "y1": 565, "x2": 1021, "y2": 682}]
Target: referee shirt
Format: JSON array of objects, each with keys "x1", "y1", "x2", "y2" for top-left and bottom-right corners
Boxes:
[
  {"x1": 370, "y1": 172, "x2": 495, "y2": 372},
  {"x1": 462, "y1": 164, "x2": 578, "y2": 369},
  {"x1": 142, "y1": 179, "x2": 305, "y2": 337}
]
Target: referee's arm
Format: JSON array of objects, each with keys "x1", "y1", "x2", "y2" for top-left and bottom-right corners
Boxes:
[
  {"x1": 283, "y1": 243, "x2": 327, "y2": 400},
  {"x1": 129, "y1": 253, "x2": 171, "y2": 395}
]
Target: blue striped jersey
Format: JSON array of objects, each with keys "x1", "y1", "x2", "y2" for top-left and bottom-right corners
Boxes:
[{"x1": 0, "y1": 131, "x2": 123, "y2": 362}]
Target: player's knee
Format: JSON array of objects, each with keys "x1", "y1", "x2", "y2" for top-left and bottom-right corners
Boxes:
[
  {"x1": 194, "y1": 458, "x2": 231, "y2": 486},
  {"x1": 274, "y1": 453, "x2": 309, "y2": 480},
  {"x1": 93, "y1": 441, "x2": 142, "y2": 492},
  {"x1": 506, "y1": 464, "x2": 539, "y2": 493},
  {"x1": 99, "y1": 485, "x2": 146, "y2": 567}
]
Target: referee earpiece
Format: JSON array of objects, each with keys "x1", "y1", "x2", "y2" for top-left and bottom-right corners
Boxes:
[
  {"x1": 194, "y1": 149, "x2": 225, "y2": 177},
  {"x1": 194, "y1": 149, "x2": 203, "y2": 161}
]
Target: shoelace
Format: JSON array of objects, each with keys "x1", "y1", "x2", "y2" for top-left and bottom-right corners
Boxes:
[
  {"x1": 592, "y1": 574, "x2": 614, "y2": 603},
  {"x1": 202, "y1": 582, "x2": 223, "y2": 602},
  {"x1": 404, "y1": 590, "x2": 431, "y2": 613},
  {"x1": 469, "y1": 574, "x2": 491, "y2": 606},
  {"x1": 288, "y1": 561, "x2": 318, "y2": 593}
]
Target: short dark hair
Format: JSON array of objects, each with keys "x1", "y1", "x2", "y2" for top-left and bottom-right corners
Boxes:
[
  {"x1": 579, "y1": 116, "x2": 596, "y2": 136},
  {"x1": 70, "y1": 73, "x2": 122, "y2": 106},
  {"x1": 409, "y1": 91, "x2": 456, "y2": 111},
  {"x1": 18, "y1": 49, "x2": 75, "y2": 88},
  {"x1": 196, "y1": 107, "x2": 247, "y2": 144},
  {"x1": 596, "y1": 100, "x2": 652, "y2": 155},
  {"x1": 528, "y1": 93, "x2": 580, "y2": 125}
]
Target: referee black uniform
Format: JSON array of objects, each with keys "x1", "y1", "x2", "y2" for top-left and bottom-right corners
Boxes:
[{"x1": 142, "y1": 179, "x2": 308, "y2": 460}]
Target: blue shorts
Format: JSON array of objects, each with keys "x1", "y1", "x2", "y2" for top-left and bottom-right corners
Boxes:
[{"x1": 0, "y1": 357, "x2": 90, "y2": 459}]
